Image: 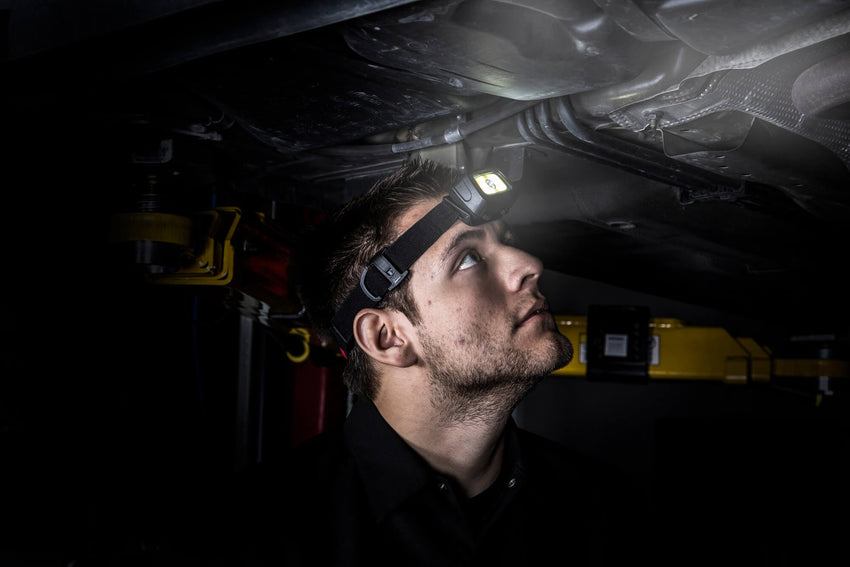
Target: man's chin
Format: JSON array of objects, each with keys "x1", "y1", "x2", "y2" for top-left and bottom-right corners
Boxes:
[{"x1": 545, "y1": 333, "x2": 574, "y2": 374}]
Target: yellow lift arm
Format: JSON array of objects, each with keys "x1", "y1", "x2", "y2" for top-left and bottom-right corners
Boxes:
[{"x1": 552, "y1": 315, "x2": 847, "y2": 385}]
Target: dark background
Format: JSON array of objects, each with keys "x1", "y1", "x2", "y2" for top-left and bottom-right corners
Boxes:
[{"x1": 4, "y1": 1, "x2": 849, "y2": 566}]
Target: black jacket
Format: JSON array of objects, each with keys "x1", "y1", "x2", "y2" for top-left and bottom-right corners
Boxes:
[{"x1": 229, "y1": 397, "x2": 646, "y2": 566}]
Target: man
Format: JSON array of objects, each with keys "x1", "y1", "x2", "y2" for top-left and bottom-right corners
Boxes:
[{"x1": 237, "y1": 158, "x2": 643, "y2": 566}]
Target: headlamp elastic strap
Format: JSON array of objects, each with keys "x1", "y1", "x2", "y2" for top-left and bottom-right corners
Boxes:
[{"x1": 331, "y1": 198, "x2": 458, "y2": 352}]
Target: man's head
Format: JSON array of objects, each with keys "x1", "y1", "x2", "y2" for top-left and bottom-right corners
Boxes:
[{"x1": 296, "y1": 158, "x2": 572, "y2": 405}]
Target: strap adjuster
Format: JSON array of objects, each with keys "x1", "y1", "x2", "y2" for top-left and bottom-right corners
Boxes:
[{"x1": 359, "y1": 251, "x2": 409, "y2": 302}]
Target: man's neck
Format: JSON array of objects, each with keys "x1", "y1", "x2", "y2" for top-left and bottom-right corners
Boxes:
[{"x1": 374, "y1": 383, "x2": 510, "y2": 497}]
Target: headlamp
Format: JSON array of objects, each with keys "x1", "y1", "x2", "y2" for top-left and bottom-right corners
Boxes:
[{"x1": 331, "y1": 168, "x2": 517, "y2": 355}]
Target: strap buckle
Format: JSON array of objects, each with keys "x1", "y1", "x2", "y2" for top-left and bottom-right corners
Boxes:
[{"x1": 359, "y1": 251, "x2": 409, "y2": 302}]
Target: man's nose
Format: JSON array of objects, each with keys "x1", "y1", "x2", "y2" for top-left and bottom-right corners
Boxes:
[{"x1": 499, "y1": 245, "x2": 543, "y2": 292}]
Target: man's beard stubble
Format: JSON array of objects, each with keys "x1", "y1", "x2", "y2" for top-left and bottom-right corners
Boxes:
[{"x1": 419, "y1": 321, "x2": 573, "y2": 425}]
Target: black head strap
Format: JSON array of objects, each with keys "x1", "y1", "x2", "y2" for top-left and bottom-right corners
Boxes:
[{"x1": 331, "y1": 198, "x2": 458, "y2": 353}]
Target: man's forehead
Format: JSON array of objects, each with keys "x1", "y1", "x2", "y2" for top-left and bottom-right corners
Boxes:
[
  {"x1": 387, "y1": 195, "x2": 508, "y2": 274},
  {"x1": 442, "y1": 217, "x2": 503, "y2": 244}
]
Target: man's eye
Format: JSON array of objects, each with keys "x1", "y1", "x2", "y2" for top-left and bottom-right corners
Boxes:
[{"x1": 458, "y1": 251, "x2": 483, "y2": 271}]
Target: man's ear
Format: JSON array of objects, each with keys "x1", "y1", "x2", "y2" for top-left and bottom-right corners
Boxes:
[{"x1": 353, "y1": 309, "x2": 417, "y2": 367}]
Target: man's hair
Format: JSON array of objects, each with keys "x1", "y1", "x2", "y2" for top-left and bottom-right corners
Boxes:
[{"x1": 295, "y1": 158, "x2": 459, "y2": 399}]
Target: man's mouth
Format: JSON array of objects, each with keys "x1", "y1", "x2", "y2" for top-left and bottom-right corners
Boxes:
[{"x1": 517, "y1": 301, "x2": 550, "y2": 327}]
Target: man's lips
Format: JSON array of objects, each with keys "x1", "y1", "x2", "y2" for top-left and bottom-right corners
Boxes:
[{"x1": 517, "y1": 301, "x2": 550, "y2": 327}]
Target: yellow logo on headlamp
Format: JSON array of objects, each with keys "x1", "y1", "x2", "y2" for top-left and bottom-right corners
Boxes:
[{"x1": 473, "y1": 172, "x2": 509, "y2": 195}]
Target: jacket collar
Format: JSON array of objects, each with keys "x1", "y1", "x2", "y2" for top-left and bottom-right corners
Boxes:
[{"x1": 343, "y1": 396, "x2": 525, "y2": 523}]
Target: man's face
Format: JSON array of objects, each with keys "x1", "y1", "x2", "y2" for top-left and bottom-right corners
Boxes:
[{"x1": 397, "y1": 199, "x2": 573, "y2": 418}]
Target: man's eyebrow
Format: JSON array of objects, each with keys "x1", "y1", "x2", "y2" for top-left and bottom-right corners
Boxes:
[
  {"x1": 439, "y1": 227, "x2": 487, "y2": 267},
  {"x1": 438, "y1": 220, "x2": 508, "y2": 267}
]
